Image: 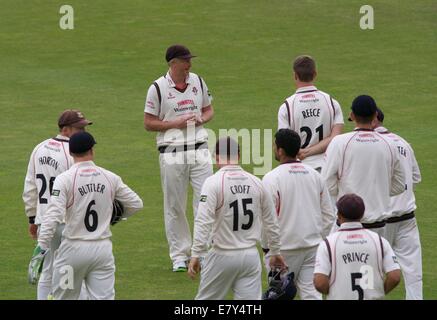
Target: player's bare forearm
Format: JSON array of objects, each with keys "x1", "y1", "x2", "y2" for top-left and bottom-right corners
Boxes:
[
  {"x1": 299, "y1": 124, "x2": 343, "y2": 159},
  {"x1": 144, "y1": 113, "x2": 195, "y2": 132},
  {"x1": 144, "y1": 113, "x2": 173, "y2": 131},
  {"x1": 200, "y1": 105, "x2": 214, "y2": 124},
  {"x1": 384, "y1": 270, "x2": 401, "y2": 294},
  {"x1": 28, "y1": 223, "x2": 38, "y2": 240},
  {"x1": 313, "y1": 273, "x2": 330, "y2": 294}
]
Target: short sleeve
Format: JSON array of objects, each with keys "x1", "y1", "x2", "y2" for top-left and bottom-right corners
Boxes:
[
  {"x1": 200, "y1": 78, "x2": 212, "y2": 108},
  {"x1": 314, "y1": 240, "x2": 332, "y2": 276},
  {"x1": 144, "y1": 84, "x2": 160, "y2": 116},
  {"x1": 278, "y1": 103, "x2": 290, "y2": 130},
  {"x1": 381, "y1": 237, "x2": 401, "y2": 273},
  {"x1": 331, "y1": 98, "x2": 344, "y2": 125}
]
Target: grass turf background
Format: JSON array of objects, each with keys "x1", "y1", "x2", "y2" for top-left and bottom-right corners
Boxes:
[{"x1": 0, "y1": 0, "x2": 436, "y2": 299}]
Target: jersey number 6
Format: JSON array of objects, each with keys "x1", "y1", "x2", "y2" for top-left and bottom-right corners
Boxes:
[{"x1": 84, "y1": 200, "x2": 98, "y2": 232}]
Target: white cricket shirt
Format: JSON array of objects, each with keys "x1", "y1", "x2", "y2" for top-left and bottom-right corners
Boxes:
[
  {"x1": 375, "y1": 126, "x2": 421, "y2": 217},
  {"x1": 278, "y1": 86, "x2": 344, "y2": 169},
  {"x1": 322, "y1": 129, "x2": 405, "y2": 223},
  {"x1": 38, "y1": 161, "x2": 143, "y2": 250},
  {"x1": 23, "y1": 135, "x2": 73, "y2": 225},
  {"x1": 262, "y1": 161, "x2": 335, "y2": 250},
  {"x1": 191, "y1": 165, "x2": 281, "y2": 258},
  {"x1": 145, "y1": 71, "x2": 212, "y2": 147},
  {"x1": 314, "y1": 222, "x2": 400, "y2": 300}
]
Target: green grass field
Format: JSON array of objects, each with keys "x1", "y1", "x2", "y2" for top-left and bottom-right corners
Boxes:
[{"x1": 1, "y1": 0, "x2": 436, "y2": 299}]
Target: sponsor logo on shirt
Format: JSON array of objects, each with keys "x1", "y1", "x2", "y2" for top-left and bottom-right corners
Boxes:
[
  {"x1": 288, "y1": 164, "x2": 308, "y2": 174},
  {"x1": 347, "y1": 234, "x2": 364, "y2": 239},
  {"x1": 52, "y1": 189, "x2": 60, "y2": 196},
  {"x1": 200, "y1": 195, "x2": 207, "y2": 202},
  {"x1": 302, "y1": 93, "x2": 316, "y2": 99},
  {"x1": 146, "y1": 100, "x2": 155, "y2": 109},
  {"x1": 168, "y1": 92, "x2": 175, "y2": 100},
  {"x1": 192, "y1": 87, "x2": 198, "y2": 95},
  {"x1": 48, "y1": 141, "x2": 61, "y2": 147},
  {"x1": 174, "y1": 99, "x2": 198, "y2": 113}
]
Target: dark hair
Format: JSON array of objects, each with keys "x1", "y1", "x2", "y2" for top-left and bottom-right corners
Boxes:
[
  {"x1": 275, "y1": 129, "x2": 301, "y2": 157},
  {"x1": 293, "y1": 55, "x2": 316, "y2": 82},
  {"x1": 215, "y1": 137, "x2": 240, "y2": 160},
  {"x1": 336, "y1": 194, "x2": 365, "y2": 221}
]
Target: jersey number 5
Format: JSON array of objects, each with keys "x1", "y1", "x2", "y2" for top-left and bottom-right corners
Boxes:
[
  {"x1": 351, "y1": 272, "x2": 364, "y2": 300},
  {"x1": 230, "y1": 198, "x2": 254, "y2": 231}
]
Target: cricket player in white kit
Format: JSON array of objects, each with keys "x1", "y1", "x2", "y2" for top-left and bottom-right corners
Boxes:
[
  {"x1": 322, "y1": 95, "x2": 405, "y2": 235},
  {"x1": 314, "y1": 194, "x2": 401, "y2": 300},
  {"x1": 373, "y1": 108, "x2": 423, "y2": 299},
  {"x1": 36, "y1": 132, "x2": 143, "y2": 299},
  {"x1": 262, "y1": 129, "x2": 335, "y2": 300},
  {"x1": 23, "y1": 109, "x2": 92, "y2": 300},
  {"x1": 144, "y1": 44, "x2": 214, "y2": 272},
  {"x1": 278, "y1": 55, "x2": 344, "y2": 171},
  {"x1": 188, "y1": 137, "x2": 287, "y2": 300}
]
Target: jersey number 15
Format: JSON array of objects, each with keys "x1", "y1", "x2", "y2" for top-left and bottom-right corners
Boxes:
[{"x1": 230, "y1": 198, "x2": 254, "y2": 231}]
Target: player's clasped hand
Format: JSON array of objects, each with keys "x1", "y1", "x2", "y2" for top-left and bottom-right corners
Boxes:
[
  {"x1": 268, "y1": 254, "x2": 288, "y2": 272},
  {"x1": 173, "y1": 114, "x2": 197, "y2": 129},
  {"x1": 28, "y1": 245, "x2": 48, "y2": 285},
  {"x1": 188, "y1": 257, "x2": 201, "y2": 280}
]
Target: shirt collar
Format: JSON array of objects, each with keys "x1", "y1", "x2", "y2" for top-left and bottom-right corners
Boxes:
[
  {"x1": 53, "y1": 134, "x2": 69, "y2": 142},
  {"x1": 295, "y1": 85, "x2": 317, "y2": 93},
  {"x1": 353, "y1": 127, "x2": 374, "y2": 132},
  {"x1": 374, "y1": 126, "x2": 389, "y2": 134},
  {"x1": 339, "y1": 222, "x2": 364, "y2": 230},
  {"x1": 219, "y1": 165, "x2": 242, "y2": 172},
  {"x1": 165, "y1": 71, "x2": 192, "y2": 88},
  {"x1": 71, "y1": 160, "x2": 96, "y2": 168}
]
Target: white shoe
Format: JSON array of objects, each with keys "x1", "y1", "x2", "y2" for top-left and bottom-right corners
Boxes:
[{"x1": 172, "y1": 261, "x2": 188, "y2": 272}]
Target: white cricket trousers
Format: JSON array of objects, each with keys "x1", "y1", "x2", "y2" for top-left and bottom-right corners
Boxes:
[
  {"x1": 37, "y1": 223, "x2": 64, "y2": 300},
  {"x1": 265, "y1": 246, "x2": 321, "y2": 300},
  {"x1": 196, "y1": 247, "x2": 262, "y2": 300},
  {"x1": 159, "y1": 148, "x2": 212, "y2": 264},
  {"x1": 384, "y1": 217, "x2": 423, "y2": 300},
  {"x1": 51, "y1": 238, "x2": 115, "y2": 300}
]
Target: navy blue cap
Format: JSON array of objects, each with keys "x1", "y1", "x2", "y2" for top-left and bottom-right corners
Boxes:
[
  {"x1": 165, "y1": 45, "x2": 196, "y2": 62},
  {"x1": 348, "y1": 95, "x2": 377, "y2": 121},
  {"x1": 376, "y1": 107, "x2": 384, "y2": 122},
  {"x1": 69, "y1": 132, "x2": 96, "y2": 154}
]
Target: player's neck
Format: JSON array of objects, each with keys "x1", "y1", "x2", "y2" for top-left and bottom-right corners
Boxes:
[
  {"x1": 73, "y1": 155, "x2": 94, "y2": 163},
  {"x1": 355, "y1": 122, "x2": 373, "y2": 130},
  {"x1": 295, "y1": 81, "x2": 314, "y2": 89},
  {"x1": 279, "y1": 157, "x2": 298, "y2": 164},
  {"x1": 217, "y1": 161, "x2": 239, "y2": 169}
]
